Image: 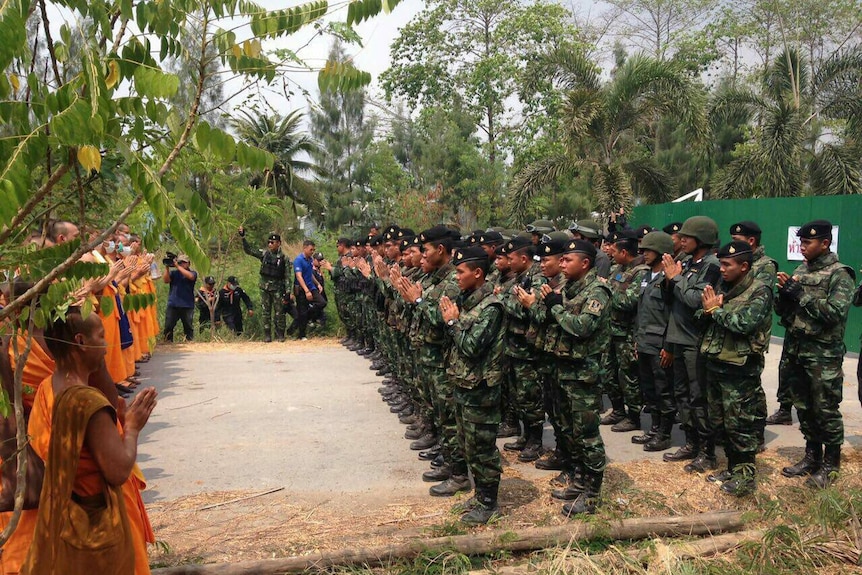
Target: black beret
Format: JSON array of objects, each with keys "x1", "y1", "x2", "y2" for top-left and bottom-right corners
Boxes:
[
  {"x1": 476, "y1": 231, "x2": 504, "y2": 246},
  {"x1": 268, "y1": 232, "x2": 281, "y2": 242},
  {"x1": 419, "y1": 225, "x2": 452, "y2": 244},
  {"x1": 796, "y1": 220, "x2": 832, "y2": 240},
  {"x1": 399, "y1": 236, "x2": 416, "y2": 251},
  {"x1": 562, "y1": 238, "x2": 598, "y2": 261},
  {"x1": 370, "y1": 235, "x2": 383, "y2": 246},
  {"x1": 494, "y1": 244, "x2": 508, "y2": 256},
  {"x1": 662, "y1": 222, "x2": 683, "y2": 234},
  {"x1": 396, "y1": 228, "x2": 415, "y2": 239},
  {"x1": 337, "y1": 237, "x2": 351, "y2": 246},
  {"x1": 729, "y1": 221, "x2": 762, "y2": 237},
  {"x1": 613, "y1": 229, "x2": 639, "y2": 243},
  {"x1": 635, "y1": 225, "x2": 654, "y2": 239},
  {"x1": 452, "y1": 246, "x2": 488, "y2": 266},
  {"x1": 383, "y1": 226, "x2": 401, "y2": 241},
  {"x1": 353, "y1": 239, "x2": 363, "y2": 247},
  {"x1": 503, "y1": 236, "x2": 533, "y2": 254},
  {"x1": 452, "y1": 239, "x2": 469, "y2": 250},
  {"x1": 538, "y1": 236, "x2": 568, "y2": 256},
  {"x1": 716, "y1": 240, "x2": 753, "y2": 259}
]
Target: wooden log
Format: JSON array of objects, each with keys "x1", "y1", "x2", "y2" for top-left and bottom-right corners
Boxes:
[
  {"x1": 467, "y1": 528, "x2": 765, "y2": 575},
  {"x1": 151, "y1": 510, "x2": 745, "y2": 575}
]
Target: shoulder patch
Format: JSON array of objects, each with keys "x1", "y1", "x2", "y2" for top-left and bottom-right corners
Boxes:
[{"x1": 586, "y1": 299, "x2": 604, "y2": 315}]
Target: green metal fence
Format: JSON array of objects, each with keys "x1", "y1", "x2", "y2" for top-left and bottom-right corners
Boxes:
[{"x1": 631, "y1": 195, "x2": 862, "y2": 352}]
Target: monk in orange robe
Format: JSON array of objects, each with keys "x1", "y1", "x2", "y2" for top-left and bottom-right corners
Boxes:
[
  {"x1": 26, "y1": 311, "x2": 157, "y2": 575},
  {"x1": 6, "y1": 332, "x2": 55, "y2": 412}
]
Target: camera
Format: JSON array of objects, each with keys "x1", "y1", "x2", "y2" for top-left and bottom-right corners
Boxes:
[{"x1": 162, "y1": 251, "x2": 178, "y2": 267}]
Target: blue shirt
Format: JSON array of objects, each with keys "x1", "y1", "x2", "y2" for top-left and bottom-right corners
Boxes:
[
  {"x1": 167, "y1": 269, "x2": 198, "y2": 308},
  {"x1": 294, "y1": 254, "x2": 316, "y2": 292}
]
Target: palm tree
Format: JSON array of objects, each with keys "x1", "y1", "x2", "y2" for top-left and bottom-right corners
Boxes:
[
  {"x1": 509, "y1": 50, "x2": 707, "y2": 223},
  {"x1": 231, "y1": 109, "x2": 326, "y2": 215},
  {"x1": 711, "y1": 47, "x2": 862, "y2": 198}
]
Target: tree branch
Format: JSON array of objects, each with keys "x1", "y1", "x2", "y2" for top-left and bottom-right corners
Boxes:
[{"x1": 0, "y1": 163, "x2": 70, "y2": 246}]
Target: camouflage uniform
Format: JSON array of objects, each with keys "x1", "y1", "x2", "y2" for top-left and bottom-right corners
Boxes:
[
  {"x1": 414, "y1": 263, "x2": 460, "y2": 458},
  {"x1": 242, "y1": 237, "x2": 288, "y2": 341},
  {"x1": 776, "y1": 251, "x2": 854, "y2": 448},
  {"x1": 500, "y1": 267, "x2": 546, "y2": 452},
  {"x1": 700, "y1": 273, "x2": 773, "y2": 458},
  {"x1": 549, "y1": 268, "x2": 611, "y2": 477},
  {"x1": 606, "y1": 257, "x2": 650, "y2": 426},
  {"x1": 446, "y1": 282, "x2": 505, "y2": 504}
]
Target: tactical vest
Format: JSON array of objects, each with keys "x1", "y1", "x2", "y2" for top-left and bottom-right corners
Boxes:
[
  {"x1": 528, "y1": 273, "x2": 564, "y2": 349},
  {"x1": 260, "y1": 250, "x2": 286, "y2": 281},
  {"x1": 411, "y1": 263, "x2": 456, "y2": 348},
  {"x1": 609, "y1": 259, "x2": 649, "y2": 332},
  {"x1": 782, "y1": 255, "x2": 853, "y2": 343},
  {"x1": 446, "y1": 285, "x2": 505, "y2": 389},
  {"x1": 751, "y1": 247, "x2": 778, "y2": 289},
  {"x1": 550, "y1": 270, "x2": 611, "y2": 361},
  {"x1": 700, "y1": 274, "x2": 772, "y2": 365},
  {"x1": 504, "y1": 269, "x2": 544, "y2": 358}
]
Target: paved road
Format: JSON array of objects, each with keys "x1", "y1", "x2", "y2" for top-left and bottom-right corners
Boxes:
[{"x1": 136, "y1": 342, "x2": 860, "y2": 503}]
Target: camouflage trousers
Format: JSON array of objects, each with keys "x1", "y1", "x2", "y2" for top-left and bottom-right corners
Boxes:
[
  {"x1": 506, "y1": 357, "x2": 544, "y2": 430},
  {"x1": 556, "y1": 358, "x2": 606, "y2": 474},
  {"x1": 706, "y1": 356, "x2": 766, "y2": 454},
  {"x1": 424, "y1": 364, "x2": 456, "y2": 459},
  {"x1": 780, "y1": 350, "x2": 844, "y2": 446},
  {"x1": 604, "y1": 335, "x2": 642, "y2": 412},
  {"x1": 538, "y1": 355, "x2": 563, "y2": 444},
  {"x1": 672, "y1": 344, "x2": 711, "y2": 445},
  {"x1": 451, "y1": 382, "x2": 502, "y2": 492},
  {"x1": 259, "y1": 288, "x2": 285, "y2": 339}
]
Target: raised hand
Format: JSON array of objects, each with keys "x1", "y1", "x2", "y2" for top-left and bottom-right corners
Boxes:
[
  {"x1": 514, "y1": 285, "x2": 536, "y2": 308},
  {"x1": 662, "y1": 254, "x2": 682, "y2": 280},
  {"x1": 439, "y1": 296, "x2": 460, "y2": 323},
  {"x1": 702, "y1": 285, "x2": 723, "y2": 311}
]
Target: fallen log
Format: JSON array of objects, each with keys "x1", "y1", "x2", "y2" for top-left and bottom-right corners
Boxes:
[
  {"x1": 152, "y1": 510, "x2": 745, "y2": 575},
  {"x1": 467, "y1": 528, "x2": 765, "y2": 575}
]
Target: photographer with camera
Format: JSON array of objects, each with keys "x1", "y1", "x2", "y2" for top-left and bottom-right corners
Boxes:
[
  {"x1": 162, "y1": 253, "x2": 198, "y2": 342},
  {"x1": 239, "y1": 226, "x2": 289, "y2": 342}
]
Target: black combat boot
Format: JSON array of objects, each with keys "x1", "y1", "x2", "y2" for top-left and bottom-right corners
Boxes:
[
  {"x1": 503, "y1": 434, "x2": 527, "y2": 452},
  {"x1": 376, "y1": 367, "x2": 391, "y2": 377},
  {"x1": 765, "y1": 406, "x2": 793, "y2": 425},
  {"x1": 399, "y1": 411, "x2": 418, "y2": 425},
  {"x1": 404, "y1": 420, "x2": 428, "y2": 440},
  {"x1": 611, "y1": 408, "x2": 641, "y2": 432},
  {"x1": 663, "y1": 431, "x2": 699, "y2": 462},
  {"x1": 430, "y1": 453, "x2": 446, "y2": 468},
  {"x1": 417, "y1": 443, "x2": 441, "y2": 460},
  {"x1": 422, "y1": 464, "x2": 452, "y2": 482},
  {"x1": 721, "y1": 451, "x2": 756, "y2": 496},
  {"x1": 429, "y1": 474, "x2": 471, "y2": 497},
  {"x1": 632, "y1": 413, "x2": 660, "y2": 444},
  {"x1": 561, "y1": 469, "x2": 602, "y2": 517},
  {"x1": 497, "y1": 412, "x2": 520, "y2": 438},
  {"x1": 684, "y1": 440, "x2": 717, "y2": 473},
  {"x1": 518, "y1": 425, "x2": 545, "y2": 462},
  {"x1": 708, "y1": 449, "x2": 734, "y2": 484},
  {"x1": 805, "y1": 445, "x2": 840, "y2": 489},
  {"x1": 600, "y1": 404, "x2": 627, "y2": 426},
  {"x1": 781, "y1": 441, "x2": 822, "y2": 477},
  {"x1": 535, "y1": 449, "x2": 564, "y2": 471},
  {"x1": 410, "y1": 432, "x2": 438, "y2": 451},
  {"x1": 551, "y1": 464, "x2": 587, "y2": 501},
  {"x1": 644, "y1": 415, "x2": 674, "y2": 452},
  {"x1": 460, "y1": 486, "x2": 501, "y2": 524}
]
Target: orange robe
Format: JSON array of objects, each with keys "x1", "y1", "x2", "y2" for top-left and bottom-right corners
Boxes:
[
  {"x1": 0, "y1": 509, "x2": 39, "y2": 575},
  {"x1": 6, "y1": 335, "x2": 55, "y2": 412},
  {"x1": 0, "y1": 338, "x2": 54, "y2": 574},
  {"x1": 143, "y1": 278, "x2": 159, "y2": 348},
  {"x1": 29, "y1": 381, "x2": 154, "y2": 574},
  {"x1": 100, "y1": 283, "x2": 129, "y2": 383}
]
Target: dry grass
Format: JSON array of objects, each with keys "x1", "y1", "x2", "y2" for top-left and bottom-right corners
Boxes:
[{"x1": 147, "y1": 447, "x2": 862, "y2": 572}]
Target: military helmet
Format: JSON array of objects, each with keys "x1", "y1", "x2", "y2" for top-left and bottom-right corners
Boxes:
[
  {"x1": 678, "y1": 216, "x2": 719, "y2": 246},
  {"x1": 639, "y1": 231, "x2": 674, "y2": 256}
]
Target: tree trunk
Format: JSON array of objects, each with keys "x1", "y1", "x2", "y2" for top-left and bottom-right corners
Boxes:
[{"x1": 151, "y1": 511, "x2": 745, "y2": 575}]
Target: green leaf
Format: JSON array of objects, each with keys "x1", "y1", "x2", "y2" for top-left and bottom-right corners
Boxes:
[
  {"x1": 133, "y1": 67, "x2": 179, "y2": 99},
  {"x1": 100, "y1": 295, "x2": 115, "y2": 317}
]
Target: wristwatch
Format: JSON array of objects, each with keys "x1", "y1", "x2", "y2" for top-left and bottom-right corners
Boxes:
[
  {"x1": 447, "y1": 319, "x2": 456, "y2": 326},
  {"x1": 414, "y1": 297, "x2": 423, "y2": 305}
]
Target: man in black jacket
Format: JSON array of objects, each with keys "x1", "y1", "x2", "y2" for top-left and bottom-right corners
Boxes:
[{"x1": 218, "y1": 276, "x2": 254, "y2": 335}]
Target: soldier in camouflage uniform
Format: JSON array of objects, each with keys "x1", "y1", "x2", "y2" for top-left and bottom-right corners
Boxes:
[
  {"x1": 398, "y1": 226, "x2": 463, "y2": 487},
  {"x1": 332, "y1": 238, "x2": 353, "y2": 345},
  {"x1": 699, "y1": 241, "x2": 773, "y2": 496},
  {"x1": 728, "y1": 221, "x2": 777, "y2": 448},
  {"x1": 437, "y1": 246, "x2": 506, "y2": 523},
  {"x1": 632, "y1": 232, "x2": 676, "y2": 452},
  {"x1": 492, "y1": 242, "x2": 520, "y2": 439},
  {"x1": 516, "y1": 232, "x2": 570, "y2": 472},
  {"x1": 776, "y1": 220, "x2": 855, "y2": 489},
  {"x1": 662, "y1": 222, "x2": 684, "y2": 260},
  {"x1": 240, "y1": 228, "x2": 288, "y2": 342},
  {"x1": 603, "y1": 230, "x2": 650, "y2": 433},
  {"x1": 662, "y1": 216, "x2": 721, "y2": 473},
  {"x1": 540, "y1": 239, "x2": 612, "y2": 516},
  {"x1": 469, "y1": 231, "x2": 504, "y2": 285},
  {"x1": 499, "y1": 236, "x2": 547, "y2": 462}
]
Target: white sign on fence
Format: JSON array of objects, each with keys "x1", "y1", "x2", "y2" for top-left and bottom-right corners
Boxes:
[{"x1": 787, "y1": 226, "x2": 839, "y2": 261}]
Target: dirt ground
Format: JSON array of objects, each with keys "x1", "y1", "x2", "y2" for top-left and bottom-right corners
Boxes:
[{"x1": 139, "y1": 341, "x2": 862, "y2": 568}]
